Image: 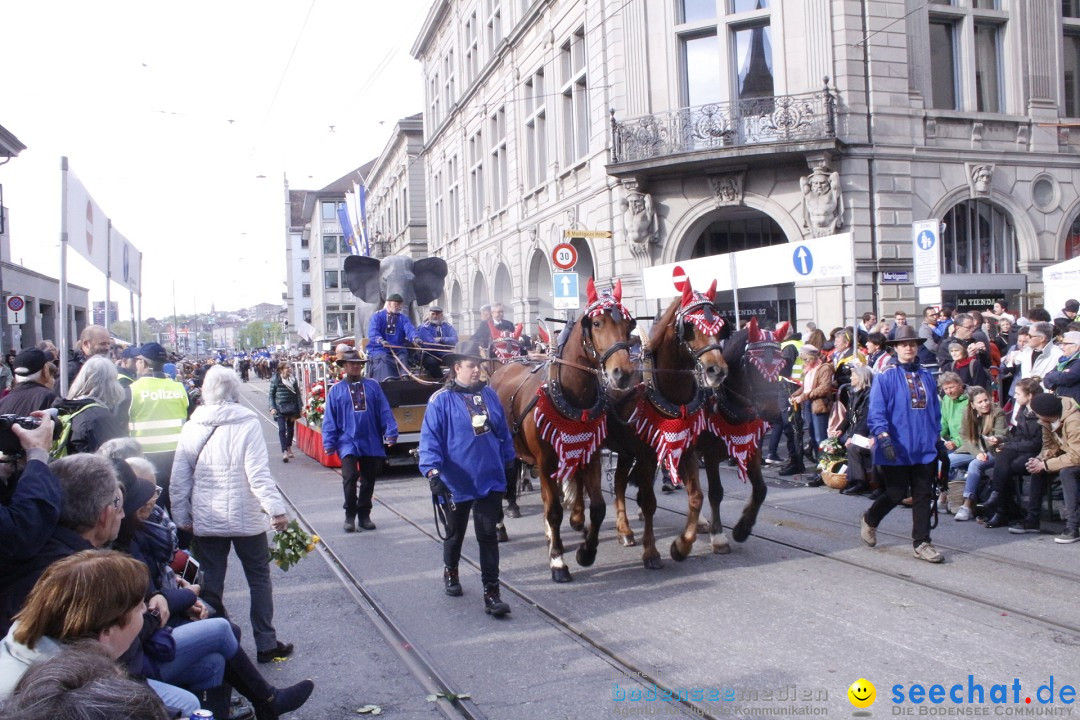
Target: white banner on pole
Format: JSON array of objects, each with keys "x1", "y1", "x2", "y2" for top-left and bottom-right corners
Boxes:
[
  {"x1": 64, "y1": 167, "x2": 111, "y2": 274},
  {"x1": 109, "y1": 226, "x2": 142, "y2": 295},
  {"x1": 642, "y1": 232, "x2": 854, "y2": 301}
]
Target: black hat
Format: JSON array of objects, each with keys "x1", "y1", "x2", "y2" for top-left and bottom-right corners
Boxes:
[
  {"x1": 885, "y1": 325, "x2": 926, "y2": 346},
  {"x1": 115, "y1": 459, "x2": 157, "y2": 517},
  {"x1": 138, "y1": 342, "x2": 168, "y2": 362},
  {"x1": 443, "y1": 340, "x2": 486, "y2": 366},
  {"x1": 387, "y1": 293, "x2": 404, "y2": 303},
  {"x1": 1031, "y1": 393, "x2": 1063, "y2": 419},
  {"x1": 13, "y1": 348, "x2": 54, "y2": 377},
  {"x1": 336, "y1": 349, "x2": 368, "y2": 366}
]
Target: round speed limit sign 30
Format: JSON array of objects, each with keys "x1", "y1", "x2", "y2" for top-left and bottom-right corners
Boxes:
[{"x1": 552, "y1": 243, "x2": 578, "y2": 270}]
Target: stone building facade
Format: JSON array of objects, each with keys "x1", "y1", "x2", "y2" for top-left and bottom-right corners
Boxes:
[
  {"x1": 410, "y1": 0, "x2": 1080, "y2": 335},
  {"x1": 365, "y1": 114, "x2": 429, "y2": 259}
]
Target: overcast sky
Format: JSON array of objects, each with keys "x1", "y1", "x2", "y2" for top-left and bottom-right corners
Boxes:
[{"x1": 0, "y1": 0, "x2": 429, "y2": 320}]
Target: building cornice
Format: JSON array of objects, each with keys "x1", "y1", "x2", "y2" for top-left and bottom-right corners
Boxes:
[
  {"x1": 0, "y1": 124, "x2": 27, "y2": 157},
  {"x1": 411, "y1": 0, "x2": 452, "y2": 60}
]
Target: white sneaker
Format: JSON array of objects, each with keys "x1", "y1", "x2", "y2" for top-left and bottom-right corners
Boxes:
[
  {"x1": 953, "y1": 506, "x2": 972, "y2": 521},
  {"x1": 913, "y1": 542, "x2": 944, "y2": 563}
]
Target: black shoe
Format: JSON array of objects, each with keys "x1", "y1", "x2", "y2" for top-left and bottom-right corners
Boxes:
[
  {"x1": 496, "y1": 523, "x2": 509, "y2": 543},
  {"x1": 357, "y1": 517, "x2": 376, "y2": 531},
  {"x1": 505, "y1": 502, "x2": 521, "y2": 519},
  {"x1": 444, "y1": 567, "x2": 463, "y2": 596},
  {"x1": 1008, "y1": 518, "x2": 1040, "y2": 534},
  {"x1": 483, "y1": 585, "x2": 510, "y2": 617},
  {"x1": 980, "y1": 491, "x2": 1001, "y2": 515},
  {"x1": 805, "y1": 475, "x2": 825, "y2": 487},
  {"x1": 985, "y1": 512, "x2": 1010, "y2": 529},
  {"x1": 256, "y1": 641, "x2": 294, "y2": 664},
  {"x1": 267, "y1": 679, "x2": 315, "y2": 715},
  {"x1": 841, "y1": 482, "x2": 869, "y2": 496},
  {"x1": 343, "y1": 518, "x2": 356, "y2": 533},
  {"x1": 867, "y1": 488, "x2": 885, "y2": 501},
  {"x1": 778, "y1": 462, "x2": 805, "y2": 477}
]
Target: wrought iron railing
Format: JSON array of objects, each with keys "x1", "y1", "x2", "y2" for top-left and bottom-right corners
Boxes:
[{"x1": 610, "y1": 81, "x2": 836, "y2": 164}]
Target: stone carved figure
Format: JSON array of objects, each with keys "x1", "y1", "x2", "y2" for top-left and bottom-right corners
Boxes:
[
  {"x1": 708, "y1": 173, "x2": 743, "y2": 207},
  {"x1": 621, "y1": 191, "x2": 657, "y2": 255},
  {"x1": 800, "y1": 166, "x2": 843, "y2": 238},
  {"x1": 968, "y1": 163, "x2": 994, "y2": 197}
]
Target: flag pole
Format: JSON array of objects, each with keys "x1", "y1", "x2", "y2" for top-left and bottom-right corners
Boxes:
[
  {"x1": 136, "y1": 252, "x2": 143, "y2": 345},
  {"x1": 59, "y1": 156, "x2": 70, "y2": 395},
  {"x1": 105, "y1": 219, "x2": 112, "y2": 333}
]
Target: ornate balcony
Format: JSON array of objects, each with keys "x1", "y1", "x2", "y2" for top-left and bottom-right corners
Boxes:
[{"x1": 610, "y1": 84, "x2": 837, "y2": 169}]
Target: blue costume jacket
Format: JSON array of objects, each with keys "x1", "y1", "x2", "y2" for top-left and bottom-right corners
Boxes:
[
  {"x1": 868, "y1": 363, "x2": 941, "y2": 466},
  {"x1": 322, "y1": 378, "x2": 398, "y2": 458},
  {"x1": 1044, "y1": 351, "x2": 1080, "y2": 404},
  {"x1": 417, "y1": 321, "x2": 458, "y2": 355},
  {"x1": 367, "y1": 309, "x2": 418, "y2": 358},
  {"x1": 419, "y1": 384, "x2": 516, "y2": 502}
]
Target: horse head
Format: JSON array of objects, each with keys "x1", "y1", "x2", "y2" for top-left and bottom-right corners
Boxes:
[
  {"x1": 727, "y1": 316, "x2": 789, "y2": 423},
  {"x1": 580, "y1": 277, "x2": 637, "y2": 390},
  {"x1": 672, "y1": 279, "x2": 729, "y2": 388}
]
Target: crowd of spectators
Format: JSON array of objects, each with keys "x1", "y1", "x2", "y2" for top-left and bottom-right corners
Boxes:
[{"x1": 0, "y1": 326, "x2": 314, "y2": 719}]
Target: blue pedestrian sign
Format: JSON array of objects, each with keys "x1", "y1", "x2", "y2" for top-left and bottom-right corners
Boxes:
[
  {"x1": 917, "y1": 230, "x2": 935, "y2": 251},
  {"x1": 792, "y1": 245, "x2": 814, "y2": 276},
  {"x1": 553, "y1": 272, "x2": 580, "y2": 310}
]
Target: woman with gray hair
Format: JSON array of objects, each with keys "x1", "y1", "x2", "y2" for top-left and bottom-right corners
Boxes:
[
  {"x1": 53, "y1": 356, "x2": 126, "y2": 454},
  {"x1": 168, "y1": 366, "x2": 296, "y2": 665}
]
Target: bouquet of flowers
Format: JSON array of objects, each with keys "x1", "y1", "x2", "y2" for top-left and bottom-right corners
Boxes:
[
  {"x1": 269, "y1": 520, "x2": 320, "y2": 571},
  {"x1": 816, "y1": 436, "x2": 847, "y2": 474},
  {"x1": 304, "y1": 383, "x2": 325, "y2": 428}
]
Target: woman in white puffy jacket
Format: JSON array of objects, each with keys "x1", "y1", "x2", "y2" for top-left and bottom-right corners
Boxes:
[{"x1": 170, "y1": 366, "x2": 296, "y2": 664}]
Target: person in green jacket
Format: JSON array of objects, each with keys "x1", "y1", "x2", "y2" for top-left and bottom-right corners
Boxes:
[{"x1": 938, "y1": 371, "x2": 969, "y2": 512}]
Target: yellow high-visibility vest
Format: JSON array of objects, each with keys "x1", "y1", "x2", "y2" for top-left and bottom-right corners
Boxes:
[
  {"x1": 129, "y1": 376, "x2": 189, "y2": 454},
  {"x1": 782, "y1": 339, "x2": 804, "y2": 383}
]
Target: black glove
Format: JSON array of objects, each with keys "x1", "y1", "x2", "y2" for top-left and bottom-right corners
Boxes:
[
  {"x1": 877, "y1": 434, "x2": 897, "y2": 462},
  {"x1": 428, "y1": 472, "x2": 450, "y2": 498}
]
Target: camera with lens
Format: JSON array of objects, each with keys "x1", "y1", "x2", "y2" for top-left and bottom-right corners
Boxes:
[{"x1": 0, "y1": 414, "x2": 58, "y2": 457}]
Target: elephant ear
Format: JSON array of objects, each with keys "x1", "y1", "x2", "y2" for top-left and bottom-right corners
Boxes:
[
  {"x1": 412, "y1": 257, "x2": 449, "y2": 306},
  {"x1": 343, "y1": 256, "x2": 383, "y2": 304}
]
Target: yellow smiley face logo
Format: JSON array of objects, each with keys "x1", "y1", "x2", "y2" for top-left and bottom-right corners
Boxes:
[{"x1": 848, "y1": 678, "x2": 876, "y2": 708}]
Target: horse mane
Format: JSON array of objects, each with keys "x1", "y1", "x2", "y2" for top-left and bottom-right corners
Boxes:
[{"x1": 649, "y1": 298, "x2": 681, "y2": 349}]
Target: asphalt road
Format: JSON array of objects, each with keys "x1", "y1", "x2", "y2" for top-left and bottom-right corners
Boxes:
[{"x1": 225, "y1": 378, "x2": 1080, "y2": 720}]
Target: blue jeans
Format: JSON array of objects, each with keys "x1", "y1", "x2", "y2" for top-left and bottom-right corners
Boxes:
[
  {"x1": 156, "y1": 617, "x2": 237, "y2": 691},
  {"x1": 964, "y1": 456, "x2": 995, "y2": 499},
  {"x1": 147, "y1": 679, "x2": 200, "y2": 716},
  {"x1": 948, "y1": 452, "x2": 974, "y2": 476}
]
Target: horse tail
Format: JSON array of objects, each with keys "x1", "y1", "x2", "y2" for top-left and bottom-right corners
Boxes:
[{"x1": 560, "y1": 475, "x2": 580, "y2": 511}]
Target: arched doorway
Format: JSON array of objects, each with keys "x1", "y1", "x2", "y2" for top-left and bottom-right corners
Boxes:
[
  {"x1": 472, "y1": 271, "x2": 488, "y2": 335},
  {"x1": 449, "y1": 280, "x2": 463, "y2": 330},
  {"x1": 938, "y1": 198, "x2": 1023, "y2": 312},
  {"x1": 493, "y1": 263, "x2": 513, "y2": 309},
  {"x1": 678, "y1": 206, "x2": 793, "y2": 326},
  {"x1": 569, "y1": 237, "x2": 595, "y2": 306},
  {"x1": 528, "y1": 250, "x2": 554, "y2": 329}
]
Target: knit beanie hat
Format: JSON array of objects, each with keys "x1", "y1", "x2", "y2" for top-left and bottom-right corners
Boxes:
[{"x1": 1031, "y1": 393, "x2": 1063, "y2": 419}]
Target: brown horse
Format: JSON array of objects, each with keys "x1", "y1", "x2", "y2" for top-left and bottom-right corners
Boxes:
[
  {"x1": 490, "y1": 278, "x2": 636, "y2": 583},
  {"x1": 607, "y1": 280, "x2": 730, "y2": 565},
  {"x1": 698, "y1": 317, "x2": 788, "y2": 553}
]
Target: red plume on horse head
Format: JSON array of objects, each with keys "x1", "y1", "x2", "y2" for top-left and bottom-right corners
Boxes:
[
  {"x1": 586, "y1": 276, "x2": 598, "y2": 305},
  {"x1": 705, "y1": 279, "x2": 717, "y2": 302},
  {"x1": 513, "y1": 323, "x2": 523, "y2": 339},
  {"x1": 613, "y1": 279, "x2": 623, "y2": 302},
  {"x1": 747, "y1": 315, "x2": 761, "y2": 341},
  {"x1": 773, "y1": 321, "x2": 790, "y2": 340},
  {"x1": 680, "y1": 279, "x2": 695, "y2": 308}
]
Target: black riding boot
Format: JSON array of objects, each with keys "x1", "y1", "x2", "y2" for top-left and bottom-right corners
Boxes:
[
  {"x1": 202, "y1": 685, "x2": 235, "y2": 720},
  {"x1": 504, "y1": 463, "x2": 521, "y2": 518},
  {"x1": 483, "y1": 584, "x2": 511, "y2": 617}
]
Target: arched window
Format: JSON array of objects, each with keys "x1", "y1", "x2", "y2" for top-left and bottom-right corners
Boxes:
[{"x1": 940, "y1": 199, "x2": 1017, "y2": 275}]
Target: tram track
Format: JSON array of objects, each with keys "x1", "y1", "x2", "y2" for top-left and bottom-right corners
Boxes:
[
  {"x1": 239, "y1": 384, "x2": 718, "y2": 720},
  {"x1": 622, "y1": 478, "x2": 1080, "y2": 637}
]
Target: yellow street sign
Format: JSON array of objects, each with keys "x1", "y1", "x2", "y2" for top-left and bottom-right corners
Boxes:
[{"x1": 563, "y1": 229, "x2": 613, "y2": 239}]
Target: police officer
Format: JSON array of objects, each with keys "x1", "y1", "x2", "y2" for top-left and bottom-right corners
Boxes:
[
  {"x1": 417, "y1": 306, "x2": 458, "y2": 379},
  {"x1": 420, "y1": 340, "x2": 516, "y2": 617},
  {"x1": 322, "y1": 350, "x2": 398, "y2": 532},
  {"x1": 128, "y1": 342, "x2": 191, "y2": 508}
]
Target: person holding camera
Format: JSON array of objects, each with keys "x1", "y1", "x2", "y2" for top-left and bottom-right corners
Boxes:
[
  {"x1": 419, "y1": 340, "x2": 516, "y2": 617},
  {"x1": 860, "y1": 325, "x2": 945, "y2": 563},
  {"x1": 0, "y1": 412, "x2": 61, "y2": 574}
]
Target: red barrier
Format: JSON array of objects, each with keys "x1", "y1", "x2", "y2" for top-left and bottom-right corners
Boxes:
[{"x1": 295, "y1": 419, "x2": 341, "y2": 468}]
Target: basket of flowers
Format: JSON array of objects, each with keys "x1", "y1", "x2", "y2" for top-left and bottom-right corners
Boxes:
[
  {"x1": 304, "y1": 383, "x2": 325, "y2": 429},
  {"x1": 816, "y1": 436, "x2": 848, "y2": 489}
]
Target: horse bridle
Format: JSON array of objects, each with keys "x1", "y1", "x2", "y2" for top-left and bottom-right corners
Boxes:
[
  {"x1": 674, "y1": 298, "x2": 725, "y2": 383},
  {"x1": 580, "y1": 295, "x2": 635, "y2": 381}
]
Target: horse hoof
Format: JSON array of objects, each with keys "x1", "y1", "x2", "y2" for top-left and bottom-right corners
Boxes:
[
  {"x1": 619, "y1": 534, "x2": 637, "y2": 547},
  {"x1": 576, "y1": 546, "x2": 597, "y2": 567},
  {"x1": 711, "y1": 535, "x2": 732, "y2": 554},
  {"x1": 669, "y1": 540, "x2": 688, "y2": 562},
  {"x1": 570, "y1": 521, "x2": 585, "y2": 533},
  {"x1": 732, "y1": 522, "x2": 752, "y2": 543},
  {"x1": 551, "y1": 566, "x2": 573, "y2": 583},
  {"x1": 643, "y1": 555, "x2": 663, "y2": 570}
]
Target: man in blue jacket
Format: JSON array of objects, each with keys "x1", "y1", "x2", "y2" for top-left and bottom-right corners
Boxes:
[
  {"x1": 416, "y1": 306, "x2": 458, "y2": 379},
  {"x1": 862, "y1": 325, "x2": 945, "y2": 563},
  {"x1": 322, "y1": 351, "x2": 398, "y2": 532},
  {"x1": 367, "y1": 294, "x2": 419, "y2": 382},
  {"x1": 1044, "y1": 331, "x2": 1080, "y2": 404},
  {"x1": 420, "y1": 340, "x2": 516, "y2": 617},
  {"x1": 0, "y1": 412, "x2": 62, "y2": 578}
]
